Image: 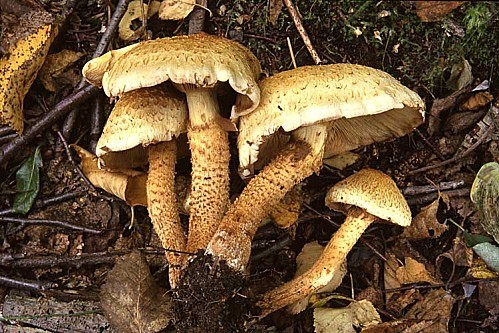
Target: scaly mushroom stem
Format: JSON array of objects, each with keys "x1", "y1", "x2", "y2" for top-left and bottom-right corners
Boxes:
[
  {"x1": 184, "y1": 87, "x2": 230, "y2": 253},
  {"x1": 207, "y1": 124, "x2": 327, "y2": 271},
  {"x1": 258, "y1": 207, "x2": 374, "y2": 316},
  {"x1": 147, "y1": 141, "x2": 186, "y2": 288}
]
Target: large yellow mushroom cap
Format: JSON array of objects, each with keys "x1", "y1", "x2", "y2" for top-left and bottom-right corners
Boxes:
[
  {"x1": 96, "y1": 86, "x2": 188, "y2": 168},
  {"x1": 237, "y1": 64, "x2": 425, "y2": 175},
  {"x1": 325, "y1": 168, "x2": 411, "y2": 227},
  {"x1": 101, "y1": 33, "x2": 261, "y2": 117}
]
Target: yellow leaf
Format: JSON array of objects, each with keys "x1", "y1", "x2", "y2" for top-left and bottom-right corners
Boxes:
[
  {"x1": 0, "y1": 10, "x2": 57, "y2": 133},
  {"x1": 38, "y1": 50, "x2": 84, "y2": 92},
  {"x1": 158, "y1": 0, "x2": 196, "y2": 20}
]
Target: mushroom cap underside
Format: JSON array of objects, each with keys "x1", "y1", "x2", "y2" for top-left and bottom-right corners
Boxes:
[
  {"x1": 238, "y1": 63, "x2": 425, "y2": 173},
  {"x1": 96, "y1": 86, "x2": 188, "y2": 167},
  {"x1": 101, "y1": 33, "x2": 261, "y2": 116},
  {"x1": 325, "y1": 168, "x2": 411, "y2": 227}
]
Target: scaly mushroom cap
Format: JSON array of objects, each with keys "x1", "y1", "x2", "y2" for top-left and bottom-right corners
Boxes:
[
  {"x1": 82, "y1": 43, "x2": 139, "y2": 87},
  {"x1": 101, "y1": 33, "x2": 261, "y2": 116},
  {"x1": 96, "y1": 86, "x2": 188, "y2": 168},
  {"x1": 325, "y1": 168, "x2": 411, "y2": 226},
  {"x1": 238, "y1": 64, "x2": 424, "y2": 175}
]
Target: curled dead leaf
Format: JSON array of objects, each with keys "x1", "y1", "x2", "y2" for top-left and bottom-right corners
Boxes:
[
  {"x1": 402, "y1": 196, "x2": 449, "y2": 240},
  {"x1": 414, "y1": 1, "x2": 467, "y2": 22},
  {"x1": 159, "y1": 0, "x2": 196, "y2": 20},
  {"x1": 459, "y1": 91, "x2": 494, "y2": 111},
  {"x1": 119, "y1": 0, "x2": 161, "y2": 41},
  {"x1": 0, "y1": 10, "x2": 57, "y2": 133},
  {"x1": 38, "y1": 49, "x2": 84, "y2": 92},
  {"x1": 72, "y1": 145, "x2": 148, "y2": 206}
]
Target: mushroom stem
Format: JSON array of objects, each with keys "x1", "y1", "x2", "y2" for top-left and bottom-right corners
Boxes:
[
  {"x1": 147, "y1": 140, "x2": 186, "y2": 288},
  {"x1": 184, "y1": 87, "x2": 230, "y2": 253},
  {"x1": 206, "y1": 124, "x2": 327, "y2": 271},
  {"x1": 258, "y1": 207, "x2": 375, "y2": 316}
]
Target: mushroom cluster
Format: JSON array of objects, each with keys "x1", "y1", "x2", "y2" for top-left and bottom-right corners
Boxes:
[{"x1": 82, "y1": 33, "x2": 425, "y2": 329}]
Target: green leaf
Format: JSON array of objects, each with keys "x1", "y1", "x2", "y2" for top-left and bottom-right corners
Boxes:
[
  {"x1": 472, "y1": 243, "x2": 499, "y2": 272},
  {"x1": 13, "y1": 147, "x2": 43, "y2": 214},
  {"x1": 463, "y1": 230, "x2": 493, "y2": 247}
]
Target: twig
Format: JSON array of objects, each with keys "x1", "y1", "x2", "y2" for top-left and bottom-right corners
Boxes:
[
  {"x1": 56, "y1": 130, "x2": 97, "y2": 192},
  {"x1": 406, "y1": 188, "x2": 470, "y2": 206},
  {"x1": 402, "y1": 180, "x2": 466, "y2": 196},
  {"x1": 252, "y1": 236, "x2": 291, "y2": 261},
  {"x1": 0, "y1": 85, "x2": 99, "y2": 169},
  {"x1": 286, "y1": 36, "x2": 297, "y2": 69},
  {"x1": 62, "y1": 0, "x2": 132, "y2": 138},
  {"x1": 0, "y1": 133, "x2": 18, "y2": 145},
  {"x1": 88, "y1": 89, "x2": 105, "y2": 153},
  {"x1": 0, "y1": 274, "x2": 57, "y2": 291},
  {"x1": 283, "y1": 0, "x2": 321, "y2": 64},
  {"x1": 188, "y1": 0, "x2": 208, "y2": 34},
  {"x1": 0, "y1": 126, "x2": 15, "y2": 137},
  {"x1": 0, "y1": 216, "x2": 103, "y2": 234},
  {"x1": 408, "y1": 127, "x2": 492, "y2": 175},
  {"x1": 414, "y1": 128, "x2": 446, "y2": 161},
  {"x1": 0, "y1": 190, "x2": 87, "y2": 216},
  {"x1": 243, "y1": 33, "x2": 278, "y2": 44}
]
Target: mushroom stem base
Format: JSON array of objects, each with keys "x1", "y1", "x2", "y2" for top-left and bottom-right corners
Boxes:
[
  {"x1": 147, "y1": 140, "x2": 186, "y2": 288},
  {"x1": 257, "y1": 207, "x2": 374, "y2": 316}
]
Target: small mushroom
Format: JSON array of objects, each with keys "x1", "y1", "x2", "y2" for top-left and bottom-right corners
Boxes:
[
  {"x1": 258, "y1": 168, "x2": 411, "y2": 315},
  {"x1": 90, "y1": 33, "x2": 261, "y2": 254},
  {"x1": 207, "y1": 64, "x2": 424, "y2": 271},
  {"x1": 96, "y1": 86, "x2": 188, "y2": 288}
]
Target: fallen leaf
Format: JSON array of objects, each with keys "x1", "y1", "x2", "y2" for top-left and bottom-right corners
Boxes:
[
  {"x1": 459, "y1": 91, "x2": 494, "y2": 111},
  {"x1": 313, "y1": 300, "x2": 380, "y2": 333},
  {"x1": 444, "y1": 109, "x2": 487, "y2": 134},
  {"x1": 288, "y1": 241, "x2": 346, "y2": 314},
  {"x1": 0, "y1": 10, "x2": 57, "y2": 133},
  {"x1": 100, "y1": 251, "x2": 173, "y2": 333},
  {"x1": 404, "y1": 288, "x2": 456, "y2": 333},
  {"x1": 427, "y1": 85, "x2": 472, "y2": 136},
  {"x1": 158, "y1": 0, "x2": 196, "y2": 20},
  {"x1": 468, "y1": 264, "x2": 499, "y2": 279},
  {"x1": 402, "y1": 197, "x2": 449, "y2": 240},
  {"x1": 119, "y1": 0, "x2": 161, "y2": 41},
  {"x1": 478, "y1": 280, "x2": 499, "y2": 315},
  {"x1": 446, "y1": 58, "x2": 473, "y2": 92},
  {"x1": 436, "y1": 236, "x2": 473, "y2": 273},
  {"x1": 323, "y1": 152, "x2": 361, "y2": 170},
  {"x1": 396, "y1": 257, "x2": 441, "y2": 285},
  {"x1": 268, "y1": 0, "x2": 283, "y2": 25},
  {"x1": 13, "y1": 146, "x2": 42, "y2": 214},
  {"x1": 414, "y1": 1, "x2": 467, "y2": 22},
  {"x1": 472, "y1": 242, "x2": 499, "y2": 272},
  {"x1": 38, "y1": 49, "x2": 84, "y2": 92},
  {"x1": 72, "y1": 145, "x2": 148, "y2": 206},
  {"x1": 470, "y1": 162, "x2": 499, "y2": 243}
]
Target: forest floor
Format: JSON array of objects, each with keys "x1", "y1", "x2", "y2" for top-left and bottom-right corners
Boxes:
[{"x1": 0, "y1": 1, "x2": 498, "y2": 332}]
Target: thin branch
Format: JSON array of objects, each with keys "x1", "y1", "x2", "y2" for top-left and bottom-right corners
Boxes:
[
  {"x1": 283, "y1": 0, "x2": 321, "y2": 64},
  {"x1": 88, "y1": 93, "x2": 105, "y2": 153},
  {"x1": 0, "y1": 85, "x2": 99, "y2": 168},
  {"x1": 0, "y1": 274, "x2": 57, "y2": 291},
  {"x1": 408, "y1": 127, "x2": 492, "y2": 175},
  {"x1": 62, "y1": 0, "x2": 132, "y2": 138},
  {"x1": 406, "y1": 188, "x2": 470, "y2": 206},
  {"x1": 0, "y1": 190, "x2": 86, "y2": 216},
  {"x1": 0, "y1": 216, "x2": 103, "y2": 234},
  {"x1": 402, "y1": 180, "x2": 466, "y2": 196}
]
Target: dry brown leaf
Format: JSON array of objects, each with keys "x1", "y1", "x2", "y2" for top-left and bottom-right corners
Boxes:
[
  {"x1": 468, "y1": 264, "x2": 499, "y2": 279},
  {"x1": 478, "y1": 280, "x2": 499, "y2": 315},
  {"x1": 446, "y1": 58, "x2": 473, "y2": 92},
  {"x1": 72, "y1": 145, "x2": 148, "y2": 206},
  {"x1": 396, "y1": 257, "x2": 441, "y2": 285},
  {"x1": 38, "y1": 49, "x2": 84, "y2": 92},
  {"x1": 268, "y1": 0, "x2": 283, "y2": 25},
  {"x1": 402, "y1": 197, "x2": 449, "y2": 240},
  {"x1": 119, "y1": 0, "x2": 161, "y2": 41},
  {"x1": 100, "y1": 251, "x2": 173, "y2": 333},
  {"x1": 459, "y1": 91, "x2": 494, "y2": 111},
  {"x1": 288, "y1": 241, "x2": 346, "y2": 314},
  {"x1": 405, "y1": 288, "x2": 455, "y2": 332},
  {"x1": 436, "y1": 236, "x2": 473, "y2": 273},
  {"x1": 0, "y1": 10, "x2": 57, "y2": 133},
  {"x1": 444, "y1": 109, "x2": 488, "y2": 134},
  {"x1": 158, "y1": 0, "x2": 196, "y2": 20},
  {"x1": 414, "y1": 1, "x2": 467, "y2": 22}
]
